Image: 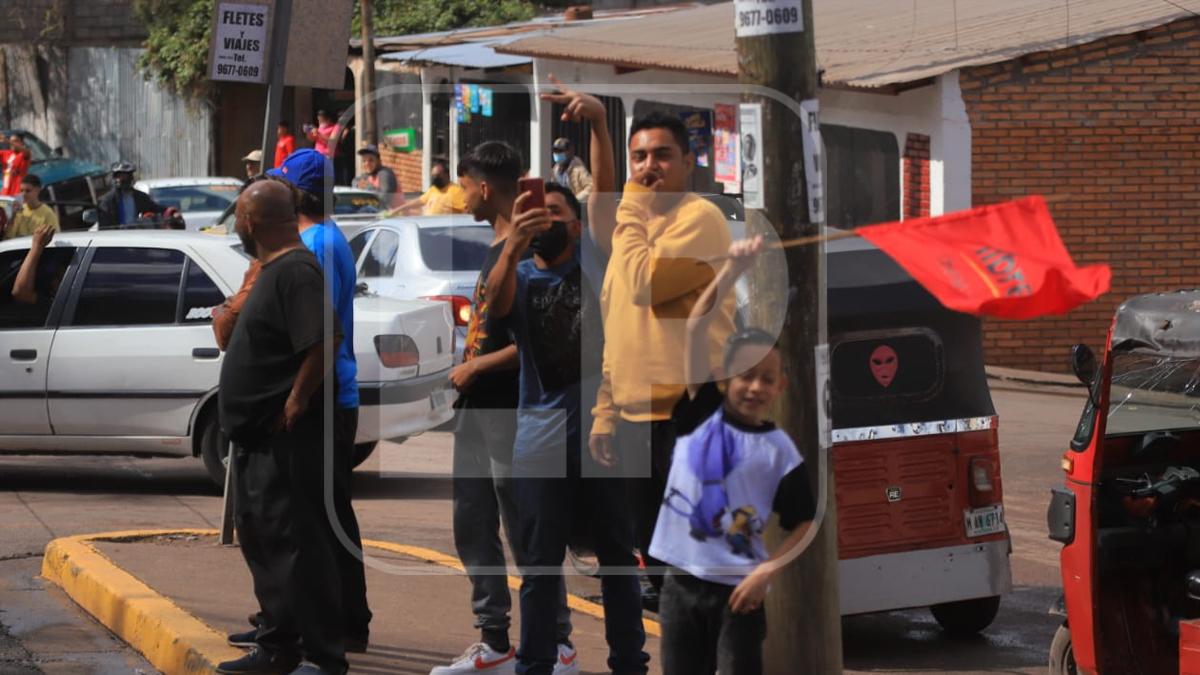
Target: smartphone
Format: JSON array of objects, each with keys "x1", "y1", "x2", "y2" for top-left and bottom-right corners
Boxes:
[{"x1": 518, "y1": 177, "x2": 545, "y2": 211}]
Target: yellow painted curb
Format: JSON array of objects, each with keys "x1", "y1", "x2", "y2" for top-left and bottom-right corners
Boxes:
[
  {"x1": 41, "y1": 529, "x2": 242, "y2": 675},
  {"x1": 367, "y1": 541, "x2": 663, "y2": 638},
  {"x1": 42, "y1": 529, "x2": 662, "y2": 675}
]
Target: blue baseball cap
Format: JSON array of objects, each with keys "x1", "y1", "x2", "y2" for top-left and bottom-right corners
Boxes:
[{"x1": 267, "y1": 148, "x2": 332, "y2": 196}]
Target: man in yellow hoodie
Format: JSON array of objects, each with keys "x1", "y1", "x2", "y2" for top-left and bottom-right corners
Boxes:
[{"x1": 588, "y1": 111, "x2": 735, "y2": 602}]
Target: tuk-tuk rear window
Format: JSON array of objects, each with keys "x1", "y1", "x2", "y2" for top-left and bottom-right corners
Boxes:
[
  {"x1": 831, "y1": 328, "x2": 944, "y2": 402},
  {"x1": 1108, "y1": 350, "x2": 1200, "y2": 436}
]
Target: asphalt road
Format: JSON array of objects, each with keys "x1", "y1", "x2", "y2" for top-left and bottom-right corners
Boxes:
[{"x1": 0, "y1": 385, "x2": 1084, "y2": 674}]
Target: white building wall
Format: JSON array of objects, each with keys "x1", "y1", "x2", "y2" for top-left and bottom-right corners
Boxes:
[
  {"x1": 530, "y1": 57, "x2": 970, "y2": 216},
  {"x1": 400, "y1": 57, "x2": 971, "y2": 212}
]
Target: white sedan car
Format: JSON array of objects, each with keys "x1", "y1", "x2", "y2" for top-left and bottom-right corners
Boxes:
[
  {"x1": 0, "y1": 230, "x2": 456, "y2": 486},
  {"x1": 348, "y1": 216, "x2": 495, "y2": 361},
  {"x1": 135, "y1": 177, "x2": 244, "y2": 231}
]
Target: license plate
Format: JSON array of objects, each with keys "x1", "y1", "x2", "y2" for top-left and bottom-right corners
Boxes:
[
  {"x1": 964, "y1": 505, "x2": 1005, "y2": 538},
  {"x1": 429, "y1": 387, "x2": 451, "y2": 411}
]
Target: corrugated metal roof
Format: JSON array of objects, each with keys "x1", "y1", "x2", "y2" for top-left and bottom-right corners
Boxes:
[
  {"x1": 495, "y1": 0, "x2": 1193, "y2": 87},
  {"x1": 380, "y1": 35, "x2": 536, "y2": 69},
  {"x1": 362, "y1": 5, "x2": 701, "y2": 52}
]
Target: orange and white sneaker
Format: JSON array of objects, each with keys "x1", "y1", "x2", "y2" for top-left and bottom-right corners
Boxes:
[
  {"x1": 429, "y1": 642, "x2": 516, "y2": 674},
  {"x1": 553, "y1": 643, "x2": 580, "y2": 675}
]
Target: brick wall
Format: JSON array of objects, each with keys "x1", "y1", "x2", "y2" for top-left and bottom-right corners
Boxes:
[
  {"x1": 903, "y1": 133, "x2": 931, "y2": 218},
  {"x1": 380, "y1": 146, "x2": 423, "y2": 196},
  {"x1": 960, "y1": 17, "x2": 1200, "y2": 372}
]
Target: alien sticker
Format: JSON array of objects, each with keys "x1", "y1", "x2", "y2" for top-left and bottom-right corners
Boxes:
[{"x1": 869, "y1": 345, "x2": 899, "y2": 388}]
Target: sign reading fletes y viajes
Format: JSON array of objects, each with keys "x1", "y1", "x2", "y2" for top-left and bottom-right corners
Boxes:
[
  {"x1": 209, "y1": 2, "x2": 270, "y2": 83},
  {"x1": 734, "y1": 0, "x2": 804, "y2": 38}
]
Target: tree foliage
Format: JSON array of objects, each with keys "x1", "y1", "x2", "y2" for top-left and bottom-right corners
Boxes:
[
  {"x1": 357, "y1": 0, "x2": 538, "y2": 36},
  {"x1": 131, "y1": 0, "x2": 565, "y2": 98},
  {"x1": 133, "y1": 0, "x2": 215, "y2": 99}
]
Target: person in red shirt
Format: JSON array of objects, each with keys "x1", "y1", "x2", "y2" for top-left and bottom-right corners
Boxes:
[
  {"x1": 274, "y1": 120, "x2": 296, "y2": 168},
  {"x1": 2, "y1": 135, "x2": 31, "y2": 197}
]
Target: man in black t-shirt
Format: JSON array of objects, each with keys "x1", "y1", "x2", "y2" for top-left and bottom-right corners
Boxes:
[{"x1": 216, "y1": 180, "x2": 347, "y2": 675}]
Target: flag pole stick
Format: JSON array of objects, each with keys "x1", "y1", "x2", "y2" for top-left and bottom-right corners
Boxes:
[{"x1": 703, "y1": 193, "x2": 1077, "y2": 263}]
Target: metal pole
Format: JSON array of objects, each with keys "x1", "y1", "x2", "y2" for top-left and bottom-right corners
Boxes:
[
  {"x1": 219, "y1": 440, "x2": 237, "y2": 546},
  {"x1": 734, "y1": 1, "x2": 843, "y2": 672},
  {"x1": 222, "y1": 0, "x2": 292, "y2": 546},
  {"x1": 359, "y1": 0, "x2": 377, "y2": 145},
  {"x1": 259, "y1": 0, "x2": 293, "y2": 166}
]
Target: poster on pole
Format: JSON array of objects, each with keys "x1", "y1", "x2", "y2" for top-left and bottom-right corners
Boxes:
[
  {"x1": 734, "y1": 0, "x2": 804, "y2": 38},
  {"x1": 800, "y1": 98, "x2": 825, "y2": 223},
  {"x1": 713, "y1": 103, "x2": 739, "y2": 187},
  {"x1": 816, "y1": 343, "x2": 831, "y2": 450},
  {"x1": 209, "y1": 2, "x2": 270, "y2": 83},
  {"x1": 739, "y1": 103, "x2": 764, "y2": 209}
]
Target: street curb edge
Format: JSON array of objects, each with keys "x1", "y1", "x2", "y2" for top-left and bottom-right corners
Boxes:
[
  {"x1": 41, "y1": 529, "x2": 242, "y2": 675},
  {"x1": 41, "y1": 528, "x2": 663, "y2": 675}
]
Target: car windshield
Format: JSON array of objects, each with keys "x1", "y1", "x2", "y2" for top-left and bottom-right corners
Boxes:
[
  {"x1": 150, "y1": 184, "x2": 240, "y2": 213},
  {"x1": 335, "y1": 191, "x2": 381, "y2": 215},
  {"x1": 1107, "y1": 350, "x2": 1200, "y2": 435},
  {"x1": 417, "y1": 226, "x2": 494, "y2": 272}
]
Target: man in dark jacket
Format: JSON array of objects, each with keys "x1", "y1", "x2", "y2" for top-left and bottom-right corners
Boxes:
[{"x1": 96, "y1": 160, "x2": 166, "y2": 228}]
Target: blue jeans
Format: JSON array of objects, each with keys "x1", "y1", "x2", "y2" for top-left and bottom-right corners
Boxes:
[
  {"x1": 513, "y1": 445, "x2": 649, "y2": 675},
  {"x1": 453, "y1": 407, "x2": 571, "y2": 649}
]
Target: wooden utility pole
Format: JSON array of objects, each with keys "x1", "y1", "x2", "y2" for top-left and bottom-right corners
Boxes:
[
  {"x1": 359, "y1": 0, "x2": 378, "y2": 145},
  {"x1": 734, "y1": 1, "x2": 843, "y2": 672}
]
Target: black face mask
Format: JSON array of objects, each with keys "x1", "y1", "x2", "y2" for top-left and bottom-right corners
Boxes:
[
  {"x1": 531, "y1": 220, "x2": 571, "y2": 261},
  {"x1": 115, "y1": 174, "x2": 133, "y2": 190},
  {"x1": 432, "y1": 174, "x2": 449, "y2": 189}
]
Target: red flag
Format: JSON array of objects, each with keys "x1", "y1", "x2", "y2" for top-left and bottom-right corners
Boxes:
[{"x1": 855, "y1": 196, "x2": 1110, "y2": 319}]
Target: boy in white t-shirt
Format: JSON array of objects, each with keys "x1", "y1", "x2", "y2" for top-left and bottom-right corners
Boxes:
[{"x1": 648, "y1": 236, "x2": 816, "y2": 675}]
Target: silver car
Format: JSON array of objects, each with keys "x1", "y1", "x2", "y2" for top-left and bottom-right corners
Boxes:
[{"x1": 347, "y1": 216, "x2": 495, "y2": 362}]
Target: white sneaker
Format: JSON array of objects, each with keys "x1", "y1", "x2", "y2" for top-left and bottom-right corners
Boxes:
[
  {"x1": 430, "y1": 642, "x2": 516, "y2": 674},
  {"x1": 553, "y1": 643, "x2": 580, "y2": 675}
]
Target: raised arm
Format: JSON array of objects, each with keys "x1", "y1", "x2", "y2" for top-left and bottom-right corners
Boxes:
[
  {"x1": 684, "y1": 236, "x2": 762, "y2": 397},
  {"x1": 539, "y1": 74, "x2": 615, "y2": 253},
  {"x1": 486, "y1": 191, "x2": 550, "y2": 320},
  {"x1": 12, "y1": 225, "x2": 53, "y2": 304}
]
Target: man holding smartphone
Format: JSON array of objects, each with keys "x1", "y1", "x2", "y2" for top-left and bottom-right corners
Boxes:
[
  {"x1": 433, "y1": 142, "x2": 575, "y2": 675},
  {"x1": 485, "y1": 178, "x2": 649, "y2": 675}
]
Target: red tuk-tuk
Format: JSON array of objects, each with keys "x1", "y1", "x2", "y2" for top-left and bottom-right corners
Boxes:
[
  {"x1": 1049, "y1": 290, "x2": 1200, "y2": 674},
  {"x1": 828, "y1": 235, "x2": 1011, "y2": 632}
]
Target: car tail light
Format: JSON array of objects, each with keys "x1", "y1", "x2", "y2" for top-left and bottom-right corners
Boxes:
[
  {"x1": 423, "y1": 295, "x2": 472, "y2": 327},
  {"x1": 968, "y1": 457, "x2": 996, "y2": 507},
  {"x1": 374, "y1": 334, "x2": 419, "y2": 368}
]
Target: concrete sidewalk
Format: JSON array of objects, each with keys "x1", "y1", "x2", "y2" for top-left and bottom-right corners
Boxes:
[{"x1": 43, "y1": 530, "x2": 662, "y2": 675}]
